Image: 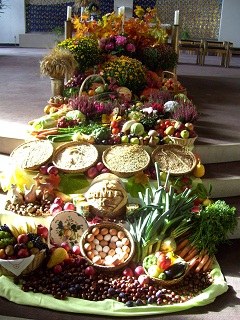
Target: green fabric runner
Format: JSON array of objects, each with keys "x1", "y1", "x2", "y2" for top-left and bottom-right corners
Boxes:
[{"x1": 0, "y1": 261, "x2": 228, "y2": 317}]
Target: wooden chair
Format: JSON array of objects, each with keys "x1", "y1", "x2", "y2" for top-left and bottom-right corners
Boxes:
[
  {"x1": 202, "y1": 40, "x2": 230, "y2": 67},
  {"x1": 225, "y1": 46, "x2": 240, "y2": 67},
  {"x1": 178, "y1": 39, "x2": 203, "y2": 65}
]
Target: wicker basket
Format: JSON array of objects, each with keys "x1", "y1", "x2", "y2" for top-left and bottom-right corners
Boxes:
[
  {"x1": 169, "y1": 135, "x2": 198, "y2": 147},
  {"x1": 102, "y1": 144, "x2": 150, "y2": 178},
  {"x1": 151, "y1": 144, "x2": 197, "y2": 176},
  {"x1": 161, "y1": 71, "x2": 187, "y2": 97},
  {"x1": 52, "y1": 141, "x2": 99, "y2": 173},
  {"x1": 79, "y1": 222, "x2": 135, "y2": 272},
  {"x1": 79, "y1": 74, "x2": 105, "y2": 98},
  {"x1": 144, "y1": 265, "x2": 189, "y2": 287},
  {"x1": 10, "y1": 140, "x2": 54, "y2": 171},
  {"x1": 0, "y1": 250, "x2": 46, "y2": 277}
]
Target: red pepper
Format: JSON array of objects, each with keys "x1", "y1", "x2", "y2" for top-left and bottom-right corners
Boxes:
[{"x1": 157, "y1": 253, "x2": 171, "y2": 270}]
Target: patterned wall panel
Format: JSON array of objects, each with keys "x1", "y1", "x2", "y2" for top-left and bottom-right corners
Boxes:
[{"x1": 156, "y1": 0, "x2": 222, "y2": 39}]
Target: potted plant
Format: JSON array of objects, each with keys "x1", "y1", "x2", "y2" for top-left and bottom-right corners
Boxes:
[{"x1": 40, "y1": 48, "x2": 77, "y2": 96}]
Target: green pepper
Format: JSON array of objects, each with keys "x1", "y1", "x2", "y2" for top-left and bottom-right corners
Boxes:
[
  {"x1": 95, "y1": 85, "x2": 104, "y2": 94},
  {"x1": 143, "y1": 254, "x2": 157, "y2": 270}
]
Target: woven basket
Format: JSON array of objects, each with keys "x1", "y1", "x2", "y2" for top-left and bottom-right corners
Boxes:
[
  {"x1": 0, "y1": 250, "x2": 46, "y2": 277},
  {"x1": 161, "y1": 71, "x2": 187, "y2": 97},
  {"x1": 169, "y1": 135, "x2": 198, "y2": 147},
  {"x1": 79, "y1": 74, "x2": 105, "y2": 98},
  {"x1": 79, "y1": 222, "x2": 135, "y2": 272},
  {"x1": 52, "y1": 141, "x2": 99, "y2": 173},
  {"x1": 10, "y1": 140, "x2": 54, "y2": 171},
  {"x1": 102, "y1": 144, "x2": 150, "y2": 178},
  {"x1": 151, "y1": 144, "x2": 197, "y2": 176},
  {"x1": 144, "y1": 265, "x2": 189, "y2": 287}
]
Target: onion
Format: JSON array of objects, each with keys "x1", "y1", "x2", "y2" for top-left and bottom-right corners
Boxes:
[{"x1": 160, "y1": 237, "x2": 177, "y2": 253}]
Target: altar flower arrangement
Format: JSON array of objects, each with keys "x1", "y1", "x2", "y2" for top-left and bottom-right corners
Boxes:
[
  {"x1": 99, "y1": 35, "x2": 136, "y2": 58},
  {"x1": 101, "y1": 56, "x2": 147, "y2": 95},
  {"x1": 58, "y1": 37, "x2": 102, "y2": 73}
]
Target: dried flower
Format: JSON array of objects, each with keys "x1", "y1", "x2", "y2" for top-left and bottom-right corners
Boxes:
[{"x1": 39, "y1": 48, "x2": 77, "y2": 79}]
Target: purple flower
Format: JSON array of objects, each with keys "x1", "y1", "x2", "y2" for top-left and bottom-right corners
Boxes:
[
  {"x1": 115, "y1": 35, "x2": 127, "y2": 46},
  {"x1": 105, "y1": 42, "x2": 115, "y2": 51},
  {"x1": 126, "y1": 43, "x2": 135, "y2": 52}
]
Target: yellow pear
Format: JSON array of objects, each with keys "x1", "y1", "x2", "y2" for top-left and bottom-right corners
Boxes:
[
  {"x1": 193, "y1": 160, "x2": 205, "y2": 178},
  {"x1": 47, "y1": 247, "x2": 68, "y2": 268}
]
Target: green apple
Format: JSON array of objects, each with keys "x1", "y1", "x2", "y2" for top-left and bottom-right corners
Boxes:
[
  {"x1": 130, "y1": 137, "x2": 140, "y2": 144},
  {"x1": 180, "y1": 129, "x2": 190, "y2": 139},
  {"x1": 148, "y1": 265, "x2": 161, "y2": 278},
  {"x1": 121, "y1": 135, "x2": 129, "y2": 143}
]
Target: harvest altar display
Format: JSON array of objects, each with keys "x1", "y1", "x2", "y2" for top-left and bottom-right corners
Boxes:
[{"x1": 0, "y1": 5, "x2": 238, "y2": 317}]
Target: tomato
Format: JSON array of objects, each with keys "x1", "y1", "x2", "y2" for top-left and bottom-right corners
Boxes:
[
  {"x1": 164, "y1": 120, "x2": 171, "y2": 126},
  {"x1": 159, "y1": 122, "x2": 166, "y2": 130},
  {"x1": 110, "y1": 120, "x2": 119, "y2": 128},
  {"x1": 157, "y1": 253, "x2": 171, "y2": 270},
  {"x1": 112, "y1": 127, "x2": 120, "y2": 135}
]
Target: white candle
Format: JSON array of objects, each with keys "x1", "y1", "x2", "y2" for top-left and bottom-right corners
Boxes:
[
  {"x1": 67, "y1": 6, "x2": 72, "y2": 20},
  {"x1": 118, "y1": 6, "x2": 125, "y2": 16},
  {"x1": 174, "y1": 10, "x2": 179, "y2": 25}
]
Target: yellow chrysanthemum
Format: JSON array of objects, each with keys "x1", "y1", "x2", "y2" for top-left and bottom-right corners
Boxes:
[{"x1": 134, "y1": 171, "x2": 149, "y2": 186}]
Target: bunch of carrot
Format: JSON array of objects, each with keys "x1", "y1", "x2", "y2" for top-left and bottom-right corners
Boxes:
[
  {"x1": 29, "y1": 128, "x2": 59, "y2": 140},
  {"x1": 175, "y1": 238, "x2": 215, "y2": 273}
]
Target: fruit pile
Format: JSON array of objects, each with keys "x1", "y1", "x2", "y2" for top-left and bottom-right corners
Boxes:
[
  {"x1": 143, "y1": 251, "x2": 188, "y2": 281},
  {"x1": 0, "y1": 223, "x2": 49, "y2": 260}
]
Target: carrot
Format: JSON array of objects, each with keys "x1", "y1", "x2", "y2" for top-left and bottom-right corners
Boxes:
[
  {"x1": 195, "y1": 253, "x2": 210, "y2": 272},
  {"x1": 178, "y1": 245, "x2": 192, "y2": 258},
  {"x1": 176, "y1": 238, "x2": 189, "y2": 252},
  {"x1": 203, "y1": 255, "x2": 214, "y2": 272},
  {"x1": 187, "y1": 256, "x2": 199, "y2": 272},
  {"x1": 184, "y1": 246, "x2": 199, "y2": 262}
]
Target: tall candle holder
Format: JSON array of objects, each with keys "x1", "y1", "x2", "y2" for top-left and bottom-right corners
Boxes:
[
  {"x1": 172, "y1": 25, "x2": 179, "y2": 55},
  {"x1": 64, "y1": 20, "x2": 73, "y2": 40}
]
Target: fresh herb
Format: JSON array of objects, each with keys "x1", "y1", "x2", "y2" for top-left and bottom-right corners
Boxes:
[{"x1": 188, "y1": 200, "x2": 237, "y2": 255}]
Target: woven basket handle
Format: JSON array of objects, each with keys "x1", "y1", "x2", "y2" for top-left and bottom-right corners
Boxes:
[
  {"x1": 79, "y1": 74, "x2": 106, "y2": 98},
  {"x1": 161, "y1": 71, "x2": 178, "y2": 90}
]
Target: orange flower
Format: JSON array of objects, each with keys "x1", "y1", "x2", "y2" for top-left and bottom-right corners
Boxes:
[{"x1": 134, "y1": 171, "x2": 149, "y2": 186}]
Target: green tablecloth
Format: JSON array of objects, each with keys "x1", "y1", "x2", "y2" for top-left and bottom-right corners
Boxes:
[{"x1": 0, "y1": 261, "x2": 228, "y2": 317}]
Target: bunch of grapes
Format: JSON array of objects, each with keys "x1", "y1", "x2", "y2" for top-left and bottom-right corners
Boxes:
[
  {"x1": 27, "y1": 233, "x2": 49, "y2": 253},
  {"x1": 64, "y1": 74, "x2": 87, "y2": 97},
  {"x1": 57, "y1": 116, "x2": 83, "y2": 128}
]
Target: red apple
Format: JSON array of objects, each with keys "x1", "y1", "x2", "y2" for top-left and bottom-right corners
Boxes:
[
  {"x1": 122, "y1": 267, "x2": 134, "y2": 277},
  {"x1": 63, "y1": 202, "x2": 75, "y2": 211},
  {"x1": 138, "y1": 274, "x2": 150, "y2": 285},
  {"x1": 174, "y1": 131, "x2": 181, "y2": 138},
  {"x1": 54, "y1": 197, "x2": 64, "y2": 207},
  {"x1": 50, "y1": 203, "x2": 63, "y2": 216},
  {"x1": 75, "y1": 256, "x2": 86, "y2": 266},
  {"x1": 47, "y1": 165, "x2": 58, "y2": 175},
  {"x1": 96, "y1": 162, "x2": 105, "y2": 172},
  {"x1": 177, "y1": 123, "x2": 186, "y2": 132},
  {"x1": 72, "y1": 245, "x2": 81, "y2": 255},
  {"x1": 185, "y1": 122, "x2": 194, "y2": 131},
  {"x1": 61, "y1": 242, "x2": 71, "y2": 252},
  {"x1": 17, "y1": 234, "x2": 29, "y2": 244},
  {"x1": 134, "y1": 265, "x2": 145, "y2": 277},
  {"x1": 87, "y1": 167, "x2": 99, "y2": 179},
  {"x1": 37, "y1": 224, "x2": 48, "y2": 240},
  {"x1": 85, "y1": 266, "x2": 96, "y2": 276},
  {"x1": 189, "y1": 130, "x2": 197, "y2": 138},
  {"x1": 17, "y1": 248, "x2": 29, "y2": 258},
  {"x1": 53, "y1": 264, "x2": 63, "y2": 274}
]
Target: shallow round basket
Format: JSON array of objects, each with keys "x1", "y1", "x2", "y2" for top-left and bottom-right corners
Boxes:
[
  {"x1": 144, "y1": 265, "x2": 189, "y2": 287},
  {"x1": 151, "y1": 144, "x2": 197, "y2": 176},
  {"x1": 0, "y1": 250, "x2": 46, "y2": 277},
  {"x1": 52, "y1": 141, "x2": 99, "y2": 173},
  {"x1": 10, "y1": 140, "x2": 54, "y2": 170},
  {"x1": 102, "y1": 144, "x2": 150, "y2": 178},
  {"x1": 79, "y1": 222, "x2": 135, "y2": 272},
  {"x1": 169, "y1": 135, "x2": 198, "y2": 147}
]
